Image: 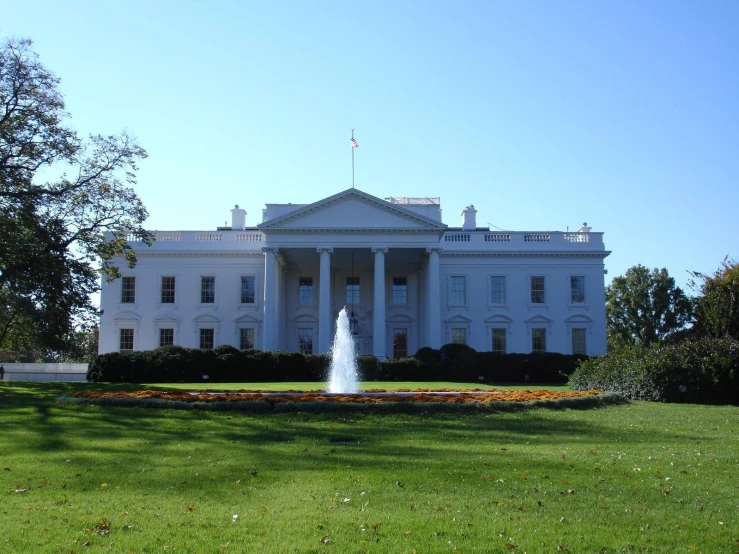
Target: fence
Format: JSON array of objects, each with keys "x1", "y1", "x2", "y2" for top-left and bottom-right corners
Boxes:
[{"x1": 1, "y1": 363, "x2": 88, "y2": 382}]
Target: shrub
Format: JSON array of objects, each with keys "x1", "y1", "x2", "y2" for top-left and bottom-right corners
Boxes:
[
  {"x1": 570, "y1": 337, "x2": 739, "y2": 404},
  {"x1": 378, "y1": 357, "x2": 425, "y2": 381},
  {"x1": 89, "y1": 344, "x2": 586, "y2": 385},
  {"x1": 356, "y1": 356, "x2": 379, "y2": 381}
]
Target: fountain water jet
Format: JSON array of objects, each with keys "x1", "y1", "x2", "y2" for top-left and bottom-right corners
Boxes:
[{"x1": 327, "y1": 307, "x2": 359, "y2": 393}]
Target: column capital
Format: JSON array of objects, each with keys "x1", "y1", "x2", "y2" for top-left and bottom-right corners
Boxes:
[
  {"x1": 426, "y1": 247, "x2": 443, "y2": 254},
  {"x1": 371, "y1": 247, "x2": 389, "y2": 254},
  {"x1": 316, "y1": 247, "x2": 334, "y2": 254},
  {"x1": 261, "y1": 247, "x2": 279, "y2": 254}
]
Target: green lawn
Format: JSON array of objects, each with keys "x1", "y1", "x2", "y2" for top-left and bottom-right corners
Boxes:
[{"x1": 0, "y1": 382, "x2": 736, "y2": 553}]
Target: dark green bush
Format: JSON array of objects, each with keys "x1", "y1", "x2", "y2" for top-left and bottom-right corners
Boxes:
[
  {"x1": 356, "y1": 356, "x2": 380, "y2": 381},
  {"x1": 89, "y1": 343, "x2": 587, "y2": 384},
  {"x1": 378, "y1": 357, "x2": 425, "y2": 381},
  {"x1": 569, "y1": 337, "x2": 739, "y2": 404}
]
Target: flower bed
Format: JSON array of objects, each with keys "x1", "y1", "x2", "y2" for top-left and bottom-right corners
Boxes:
[{"x1": 72, "y1": 388, "x2": 602, "y2": 405}]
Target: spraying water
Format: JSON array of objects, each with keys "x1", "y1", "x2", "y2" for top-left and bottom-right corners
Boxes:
[{"x1": 327, "y1": 307, "x2": 359, "y2": 393}]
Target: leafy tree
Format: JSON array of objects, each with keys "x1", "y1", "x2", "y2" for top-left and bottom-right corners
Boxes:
[
  {"x1": 689, "y1": 258, "x2": 739, "y2": 340},
  {"x1": 606, "y1": 265, "x2": 693, "y2": 348},
  {"x1": 0, "y1": 37, "x2": 151, "y2": 355}
]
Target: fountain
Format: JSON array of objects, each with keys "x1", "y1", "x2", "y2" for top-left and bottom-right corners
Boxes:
[{"x1": 327, "y1": 307, "x2": 359, "y2": 393}]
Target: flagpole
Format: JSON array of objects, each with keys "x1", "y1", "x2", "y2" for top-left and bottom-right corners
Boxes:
[{"x1": 351, "y1": 129, "x2": 355, "y2": 188}]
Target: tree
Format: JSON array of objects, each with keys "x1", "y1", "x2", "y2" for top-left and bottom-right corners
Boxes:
[
  {"x1": 0, "y1": 37, "x2": 151, "y2": 356},
  {"x1": 606, "y1": 265, "x2": 693, "y2": 348},
  {"x1": 689, "y1": 258, "x2": 739, "y2": 340}
]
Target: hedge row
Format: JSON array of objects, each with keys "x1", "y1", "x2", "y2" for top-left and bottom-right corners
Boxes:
[
  {"x1": 569, "y1": 337, "x2": 739, "y2": 404},
  {"x1": 87, "y1": 343, "x2": 586, "y2": 384}
]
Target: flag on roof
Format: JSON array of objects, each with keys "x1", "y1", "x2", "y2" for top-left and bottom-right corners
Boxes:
[{"x1": 351, "y1": 137, "x2": 359, "y2": 149}]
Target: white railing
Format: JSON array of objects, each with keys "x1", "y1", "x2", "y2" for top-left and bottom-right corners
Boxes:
[
  {"x1": 564, "y1": 232, "x2": 589, "y2": 243},
  {"x1": 154, "y1": 232, "x2": 182, "y2": 242},
  {"x1": 236, "y1": 232, "x2": 264, "y2": 242},
  {"x1": 441, "y1": 231, "x2": 603, "y2": 251},
  {"x1": 484, "y1": 233, "x2": 511, "y2": 242},
  {"x1": 444, "y1": 233, "x2": 471, "y2": 242},
  {"x1": 524, "y1": 233, "x2": 551, "y2": 242},
  {"x1": 196, "y1": 232, "x2": 223, "y2": 242},
  {"x1": 121, "y1": 230, "x2": 265, "y2": 250},
  {"x1": 387, "y1": 197, "x2": 440, "y2": 205}
]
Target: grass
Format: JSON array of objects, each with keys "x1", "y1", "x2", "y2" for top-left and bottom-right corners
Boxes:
[{"x1": 0, "y1": 382, "x2": 737, "y2": 553}]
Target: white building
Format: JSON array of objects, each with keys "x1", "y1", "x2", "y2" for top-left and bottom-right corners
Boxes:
[{"x1": 99, "y1": 188, "x2": 609, "y2": 358}]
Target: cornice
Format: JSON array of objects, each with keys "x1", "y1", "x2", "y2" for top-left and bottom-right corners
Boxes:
[
  {"x1": 264, "y1": 227, "x2": 443, "y2": 234},
  {"x1": 440, "y1": 251, "x2": 611, "y2": 259},
  {"x1": 136, "y1": 251, "x2": 265, "y2": 258}
]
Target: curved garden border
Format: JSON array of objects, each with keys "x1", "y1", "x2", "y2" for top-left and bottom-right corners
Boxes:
[{"x1": 60, "y1": 389, "x2": 626, "y2": 413}]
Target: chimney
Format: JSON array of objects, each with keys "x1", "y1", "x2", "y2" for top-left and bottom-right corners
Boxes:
[
  {"x1": 461, "y1": 204, "x2": 477, "y2": 231},
  {"x1": 230, "y1": 205, "x2": 246, "y2": 230}
]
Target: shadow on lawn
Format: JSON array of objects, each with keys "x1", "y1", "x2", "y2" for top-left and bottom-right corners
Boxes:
[
  {"x1": 0, "y1": 383, "x2": 655, "y2": 451},
  {"x1": 0, "y1": 381, "x2": 723, "y2": 502}
]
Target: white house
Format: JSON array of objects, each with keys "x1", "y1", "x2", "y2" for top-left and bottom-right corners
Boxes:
[{"x1": 99, "y1": 188, "x2": 610, "y2": 358}]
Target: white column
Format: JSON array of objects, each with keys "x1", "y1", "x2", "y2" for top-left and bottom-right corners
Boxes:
[
  {"x1": 427, "y1": 248, "x2": 442, "y2": 348},
  {"x1": 262, "y1": 247, "x2": 278, "y2": 351},
  {"x1": 372, "y1": 248, "x2": 388, "y2": 359},
  {"x1": 318, "y1": 248, "x2": 333, "y2": 354}
]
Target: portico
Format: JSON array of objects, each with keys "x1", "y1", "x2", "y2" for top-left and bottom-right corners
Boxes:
[{"x1": 257, "y1": 189, "x2": 447, "y2": 357}]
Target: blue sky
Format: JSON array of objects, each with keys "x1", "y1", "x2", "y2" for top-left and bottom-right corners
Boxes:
[{"x1": 5, "y1": 1, "x2": 738, "y2": 292}]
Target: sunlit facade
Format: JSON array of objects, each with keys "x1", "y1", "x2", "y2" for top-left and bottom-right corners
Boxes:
[{"x1": 99, "y1": 188, "x2": 609, "y2": 357}]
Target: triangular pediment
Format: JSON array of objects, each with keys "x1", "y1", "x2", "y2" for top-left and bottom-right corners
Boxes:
[
  {"x1": 445, "y1": 314, "x2": 473, "y2": 324},
  {"x1": 258, "y1": 189, "x2": 446, "y2": 232},
  {"x1": 525, "y1": 315, "x2": 554, "y2": 325},
  {"x1": 154, "y1": 313, "x2": 180, "y2": 323},
  {"x1": 233, "y1": 314, "x2": 261, "y2": 323},
  {"x1": 193, "y1": 314, "x2": 220, "y2": 323}
]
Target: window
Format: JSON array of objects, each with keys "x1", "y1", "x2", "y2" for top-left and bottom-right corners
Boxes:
[
  {"x1": 239, "y1": 328, "x2": 254, "y2": 350},
  {"x1": 161, "y1": 276, "x2": 176, "y2": 304},
  {"x1": 449, "y1": 276, "x2": 467, "y2": 306},
  {"x1": 532, "y1": 328, "x2": 546, "y2": 352},
  {"x1": 201, "y1": 276, "x2": 215, "y2": 304},
  {"x1": 572, "y1": 328, "x2": 586, "y2": 355},
  {"x1": 451, "y1": 328, "x2": 467, "y2": 345},
  {"x1": 490, "y1": 276, "x2": 506, "y2": 305},
  {"x1": 346, "y1": 277, "x2": 360, "y2": 305},
  {"x1": 392, "y1": 329, "x2": 408, "y2": 358},
  {"x1": 392, "y1": 277, "x2": 407, "y2": 305},
  {"x1": 492, "y1": 328, "x2": 506, "y2": 353},
  {"x1": 298, "y1": 328, "x2": 313, "y2": 354},
  {"x1": 121, "y1": 276, "x2": 136, "y2": 303},
  {"x1": 241, "y1": 276, "x2": 256, "y2": 304},
  {"x1": 199, "y1": 328, "x2": 214, "y2": 349},
  {"x1": 298, "y1": 277, "x2": 313, "y2": 305},
  {"x1": 530, "y1": 276, "x2": 546, "y2": 304},
  {"x1": 159, "y1": 328, "x2": 174, "y2": 347},
  {"x1": 570, "y1": 276, "x2": 585, "y2": 304},
  {"x1": 119, "y1": 328, "x2": 134, "y2": 352}
]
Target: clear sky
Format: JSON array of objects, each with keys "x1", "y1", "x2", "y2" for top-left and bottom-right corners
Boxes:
[{"x1": 5, "y1": 0, "x2": 738, "y2": 292}]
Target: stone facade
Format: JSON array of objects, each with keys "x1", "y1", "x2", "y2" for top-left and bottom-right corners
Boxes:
[{"x1": 99, "y1": 188, "x2": 610, "y2": 357}]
